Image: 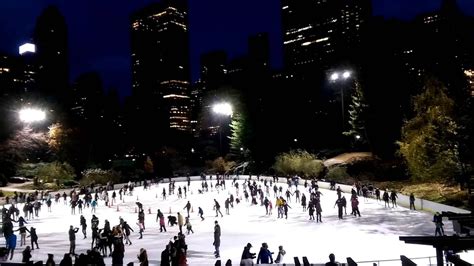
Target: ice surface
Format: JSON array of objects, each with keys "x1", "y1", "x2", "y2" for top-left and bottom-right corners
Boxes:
[{"x1": 1, "y1": 179, "x2": 472, "y2": 265}]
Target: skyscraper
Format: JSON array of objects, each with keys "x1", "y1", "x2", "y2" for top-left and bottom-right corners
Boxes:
[
  {"x1": 131, "y1": 0, "x2": 191, "y2": 132},
  {"x1": 33, "y1": 5, "x2": 69, "y2": 101},
  {"x1": 281, "y1": 0, "x2": 371, "y2": 71},
  {"x1": 18, "y1": 43, "x2": 38, "y2": 96}
]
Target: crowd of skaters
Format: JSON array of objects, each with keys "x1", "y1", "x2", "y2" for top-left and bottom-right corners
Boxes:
[{"x1": 0, "y1": 173, "x2": 428, "y2": 265}]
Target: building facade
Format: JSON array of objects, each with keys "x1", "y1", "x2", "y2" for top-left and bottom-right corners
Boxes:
[
  {"x1": 33, "y1": 5, "x2": 69, "y2": 102},
  {"x1": 131, "y1": 0, "x2": 191, "y2": 132},
  {"x1": 281, "y1": 0, "x2": 371, "y2": 71}
]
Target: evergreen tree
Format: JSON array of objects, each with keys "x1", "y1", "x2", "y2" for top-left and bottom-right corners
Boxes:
[
  {"x1": 229, "y1": 113, "x2": 252, "y2": 160},
  {"x1": 343, "y1": 81, "x2": 369, "y2": 148},
  {"x1": 398, "y1": 78, "x2": 461, "y2": 181}
]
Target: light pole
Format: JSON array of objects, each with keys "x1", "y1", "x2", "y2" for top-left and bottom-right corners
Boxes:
[
  {"x1": 212, "y1": 102, "x2": 233, "y2": 155},
  {"x1": 330, "y1": 70, "x2": 351, "y2": 130}
]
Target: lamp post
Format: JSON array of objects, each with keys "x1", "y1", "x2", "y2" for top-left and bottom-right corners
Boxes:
[
  {"x1": 212, "y1": 102, "x2": 233, "y2": 155},
  {"x1": 330, "y1": 70, "x2": 351, "y2": 130}
]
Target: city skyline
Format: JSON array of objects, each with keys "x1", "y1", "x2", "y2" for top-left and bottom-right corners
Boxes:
[{"x1": 1, "y1": 0, "x2": 474, "y2": 99}]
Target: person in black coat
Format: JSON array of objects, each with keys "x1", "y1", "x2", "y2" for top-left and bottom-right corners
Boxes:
[
  {"x1": 240, "y1": 243, "x2": 256, "y2": 264},
  {"x1": 160, "y1": 244, "x2": 171, "y2": 266},
  {"x1": 409, "y1": 193, "x2": 416, "y2": 210},
  {"x1": 334, "y1": 198, "x2": 344, "y2": 220},
  {"x1": 68, "y1": 226, "x2": 79, "y2": 255},
  {"x1": 59, "y1": 253, "x2": 72, "y2": 266},
  {"x1": 213, "y1": 221, "x2": 221, "y2": 258},
  {"x1": 112, "y1": 241, "x2": 124, "y2": 265},
  {"x1": 21, "y1": 246, "x2": 31, "y2": 263},
  {"x1": 29, "y1": 227, "x2": 39, "y2": 250}
]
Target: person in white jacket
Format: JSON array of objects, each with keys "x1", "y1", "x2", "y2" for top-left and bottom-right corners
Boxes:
[{"x1": 275, "y1": 245, "x2": 286, "y2": 264}]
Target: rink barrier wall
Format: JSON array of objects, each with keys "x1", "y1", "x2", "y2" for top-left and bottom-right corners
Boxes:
[{"x1": 146, "y1": 175, "x2": 470, "y2": 215}]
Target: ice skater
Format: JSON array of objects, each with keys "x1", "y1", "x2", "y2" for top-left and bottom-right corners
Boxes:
[
  {"x1": 301, "y1": 193, "x2": 307, "y2": 211},
  {"x1": 15, "y1": 226, "x2": 29, "y2": 246},
  {"x1": 198, "y1": 207, "x2": 204, "y2": 221},
  {"x1": 185, "y1": 216, "x2": 194, "y2": 234},
  {"x1": 224, "y1": 198, "x2": 230, "y2": 215},
  {"x1": 68, "y1": 225, "x2": 79, "y2": 255},
  {"x1": 335, "y1": 198, "x2": 344, "y2": 220},
  {"x1": 315, "y1": 200, "x2": 322, "y2": 223},
  {"x1": 390, "y1": 190, "x2": 398, "y2": 207},
  {"x1": 308, "y1": 204, "x2": 315, "y2": 220},
  {"x1": 214, "y1": 199, "x2": 223, "y2": 217},
  {"x1": 213, "y1": 221, "x2": 221, "y2": 258},
  {"x1": 29, "y1": 227, "x2": 39, "y2": 250},
  {"x1": 183, "y1": 201, "x2": 192, "y2": 217},
  {"x1": 383, "y1": 189, "x2": 390, "y2": 208},
  {"x1": 80, "y1": 215, "x2": 87, "y2": 239},
  {"x1": 409, "y1": 193, "x2": 416, "y2": 210},
  {"x1": 178, "y1": 212, "x2": 184, "y2": 234},
  {"x1": 433, "y1": 212, "x2": 445, "y2": 236},
  {"x1": 275, "y1": 245, "x2": 286, "y2": 264},
  {"x1": 156, "y1": 209, "x2": 167, "y2": 232}
]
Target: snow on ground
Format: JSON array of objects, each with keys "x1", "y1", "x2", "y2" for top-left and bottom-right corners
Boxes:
[{"x1": 1, "y1": 179, "x2": 472, "y2": 265}]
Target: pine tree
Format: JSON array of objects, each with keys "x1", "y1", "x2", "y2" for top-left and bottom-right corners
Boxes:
[
  {"x1": 229, "y1": 113, "x2": 252, "y2": 160},
  {"x1": 343, "y1": 81, "x2": 369, "y2": 147}
]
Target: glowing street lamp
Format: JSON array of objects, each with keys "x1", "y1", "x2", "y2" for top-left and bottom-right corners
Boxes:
[
  {"x1": 213, "y1": 102, "x2": 233, "y2": 155},
  {"x1": 212, "y1": 102, "x2": 233, "y2": 117},
  {"x1": 330, "y1": 70, "x2": 352, "y2": 130},
  {"x1": 19, "y1": 108, "x2": 46, "y2": 123}
]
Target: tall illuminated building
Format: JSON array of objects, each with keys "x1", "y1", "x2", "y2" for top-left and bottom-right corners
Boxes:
[
  {"x1": 33, "y1": 5, "x2": 69, "y2": 101},
  {"x1": 281, "y1": 0, "x2": 371, "y2": 71},
  {"x1": 131, "y1": 0, "x2": 190, "y2": 132}
]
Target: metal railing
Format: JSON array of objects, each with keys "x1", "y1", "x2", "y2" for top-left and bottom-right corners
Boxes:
[{"x1": 354, "y1": 256, "x2": 438, "y2": 265}]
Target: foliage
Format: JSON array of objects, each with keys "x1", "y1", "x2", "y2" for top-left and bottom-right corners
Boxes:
[
  {"x1": 325, "y1": 166, "x2": 352, "y2": 183},
  {"x1": 343, "y1": 81, "x2": 369, "y2": 147},
  {"x1": 35, "y1": 161, "x2": 76, "y2": 183},
  {"x1": 80, "y1": 168, "x2": 120, "y2": 185},
  {"x1": 0, "y1": 126, "x2": 49, "y2": 179},
  {"x1": 207, "y1": 157, "x2": 236, "y2": 174},
  {"x1": 229, "y1": 113, "x2": 252, "y2": 157},
  {"x1": 47, "y1": 122, "x2": 75, "y2": 162},
  {"x1": 0, "y1": 173, "x2": 7, "y2": 187},
  {"x1": 17, "y1": 162, "x2": 75, "y2": 183},
  {"x1": 47, "y1": 123, "x2": 65, "y2": 152},
  {"x1": 397, "y1": 78, "x2": 462, "y2": 181},
  {"x1": 144, "y1": 156, "x2": 154, "y2": 174},
  {"x1": 273, "y1": 150, "x2": 325, "y2": 178}
]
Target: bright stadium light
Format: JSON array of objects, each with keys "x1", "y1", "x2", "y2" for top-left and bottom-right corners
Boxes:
[
  {"x1": 342, "y1": 71, "x2": 351, "y2": 79},
  {"x1": 19, "y1": 43, "x2": 36, "y2": 55},
  {"x1": 19, "y1": 108, "x2": 46, "y2": 123},
  {"x1": 212, "y1": 102, "x2": 233, "y2": 117}
]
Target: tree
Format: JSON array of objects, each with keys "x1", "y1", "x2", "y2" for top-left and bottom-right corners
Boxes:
[
  {"x1": 81, "y1": 168, "x2": 120, "y2": 185},
  {"x1": 273, "y1": 150, "x2": 325, "y2": 178},
  {"x1": 47, "y1": 122, "x2": 75, "y2": 162},
  {"x1": 144, "y1": 156, "x2": 154, "y2": 175},
  {"x1": 0, "y1": 126, "x2": 49, "y2": 179},
  {"x1": 36, "y1": 161, "x2": 75, "y2": 183},
  {"x1": 398, "y1": 78, "x2": 461, "y2": 181},
  {"x1": 343, "y1": 81, "x2": 369, "y2": 148},
  {"x1": 208, "y1": 157, "x2": 236, "y2": 174},
  {"x1": 229, "y1": 113, "x2": 252, "y2": 160}
]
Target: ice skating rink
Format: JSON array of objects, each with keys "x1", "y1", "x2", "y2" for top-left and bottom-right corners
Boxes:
[{"x1": 1, "y1": 178, "x2": 473, "y2": 265}]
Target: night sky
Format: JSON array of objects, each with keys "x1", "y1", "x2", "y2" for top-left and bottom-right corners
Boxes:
[{"x1": 1, "y1": 0, "x2": 474, "y2": 99}]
